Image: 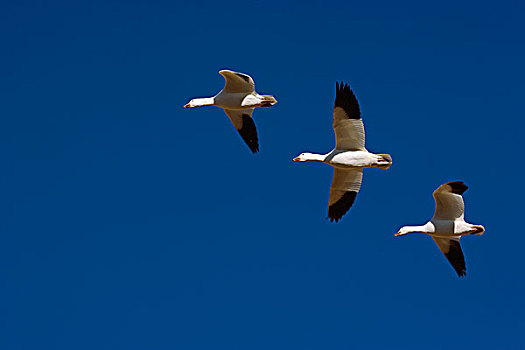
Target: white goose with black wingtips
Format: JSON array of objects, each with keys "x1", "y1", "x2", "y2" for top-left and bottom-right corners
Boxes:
[
  {"x1": 184, "y1": 70, "x2": 277, "y2": 153},
  {"x1": 395, "y1": 181, "x2": 485, "y2": 277},
  {"x1": 293, "y1": 82, "x2": 392, "y2": 222}
]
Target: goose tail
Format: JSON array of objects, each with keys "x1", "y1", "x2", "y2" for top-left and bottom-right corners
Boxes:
[
  {"x1": 377, "y1": 154, "x2": 392, "y2": 170},
  {"x1": 260, "y1": 95, "x2": 277, "y2": 107}
]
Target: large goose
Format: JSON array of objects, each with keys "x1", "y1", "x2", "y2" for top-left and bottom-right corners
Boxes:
[
  {"x1": 184, "y1": 70, "x2": 277, "y2": 153},
  {"x1": 395, "y1": 181, "x2": 485, "y2": 277},
  {"x1": 293, "y1": 82, "x2": 392, "y2": 222}
]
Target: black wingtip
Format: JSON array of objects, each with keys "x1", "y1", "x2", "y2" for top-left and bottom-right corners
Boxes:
[
  {"x1": 334, "y1": 81, "x2": 361, "y2": 119},
  {"x1": 238, "y1": 114, "x2": 259, "y2": 154},
  {"x1": 444, "y1": 240, "x2": 467, "y2": 277},
  {"x1": 447, "y1": 181, "x2": 468, "y2": 195},
  {"x1": 454, "y1": 267, "x2": 467, "y2": 278},
  {"x1": 328, "y1": 191, "x2": 358, "y2": 223}
]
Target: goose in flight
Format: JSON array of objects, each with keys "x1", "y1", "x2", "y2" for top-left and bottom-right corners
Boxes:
[
  {"x1": 183, "y1": 70, "x2": 277, "y2": 153},
  {"x1": 293, "y1": 82, "x2": 392, "y2": 222},
  {"x1": 395, "y1": 181, "x2": 485, "y2": 277}
]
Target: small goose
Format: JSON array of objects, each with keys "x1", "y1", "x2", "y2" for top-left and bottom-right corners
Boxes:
[
  {"x1": 395, "y1": 181, "x2": 485, "y2": 277},
  {"x1": 293, "y1": 82, "x2": 392, "y2": 222},
  {"x1": 184, "y1": 70, "x2": 277, "y2": 153}
]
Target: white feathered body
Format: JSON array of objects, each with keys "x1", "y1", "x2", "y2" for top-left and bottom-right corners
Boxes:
[
  {"x1": 214, "y1": 91, "x2": 270, "y2": 110},
  {"x1": 415, "y1": 220, "x2": 480, "y2": 238},
  {"x1": 325, "y1": 150, "x2": 389, "y2": 169}
]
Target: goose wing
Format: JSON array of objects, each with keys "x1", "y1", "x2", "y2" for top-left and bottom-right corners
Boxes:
[
  {"x1": 328, "y1": 168, "x2": 363, "y2": 222},
  {"x1": 219, "y1": 70, "x2": 255, "y2": 93},
  {"x1": 432, "y1": 236, "x2": 467, "y2": 277},
  {"x1": 333, "y1": 82, "x2": 365, "y2": 151},
  {"x1": 224, "y1": 109, "x2": 259, "y2": 153},
  {"x1": 433, "y1": 181, "x2": 468, "y2": 220}
]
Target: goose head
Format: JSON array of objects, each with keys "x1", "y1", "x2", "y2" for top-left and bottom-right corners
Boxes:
[
  {"x1": 184, "y1": 99, "x2": 201, "y2": 108},
  {"x1": 183, "y1": 97, "x2": 214, "y2": 108},
  {"x1": 293, "y1": 152, "x2": 319, "y2": 162},
  {"x1": 394, "y1": 224, "x2": 431, "y2": 236},
  {"x1": 394, "y1": 226, "x2": 411, "y2": 237}
]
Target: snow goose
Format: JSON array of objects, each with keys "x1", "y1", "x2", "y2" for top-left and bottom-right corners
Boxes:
[
  {"x1": 395, "y1": 181, "x2": 485, "y2": 277},
  {"x1": 293, "y1": 82, "x2": 392, "y2": 222},
  {"x1": 183, "y1": 70, "x2": 277, "y2": 153}
]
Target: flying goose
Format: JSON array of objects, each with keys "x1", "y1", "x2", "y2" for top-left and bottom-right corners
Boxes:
[
  {"x1": 184, "y1": 70, "x2": 277, "y2": 153},
  {"x1": 395, "y1": 181, "x2": 485, "y2": 277},
  {"x1": 293, "y1": 82, "x2": 392, "y2": 222}
]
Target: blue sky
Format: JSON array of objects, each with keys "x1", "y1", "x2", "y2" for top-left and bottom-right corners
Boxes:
[{"x1": 1, "y1": 0, "x2": 524, "y2": 348}]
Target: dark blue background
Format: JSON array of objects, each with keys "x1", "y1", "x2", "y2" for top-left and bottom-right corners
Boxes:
[{"x1": 1, "y1": 0, "x2": 524, "y2": 348}]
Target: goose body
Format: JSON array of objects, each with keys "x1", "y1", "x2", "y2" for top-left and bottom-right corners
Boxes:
[
  {"x1": 293, "y1": 82, "x2": 392, "y2": 222},
  {"x1": 395, "y1": 181, "x2": 485, "y2": 277},
  {"x1": 184, "y1": 70, "x2": 277, "y2": 153}
]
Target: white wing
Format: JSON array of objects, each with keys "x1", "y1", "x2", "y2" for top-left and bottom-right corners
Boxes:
[
  {"x1": 333, "y1": 82, "x2": 365, "y2": 151},
  {"x1": 327, "y1": 168, "x2": 363, "y2": 222},
  {"x1": 219, "y1": 70, "x2": 255, "y2": 93},
  {"x1": 433, "y1": 181, "x2": 468, "y2": 220},
  {"x1": 432, "y1": 236, "x2": 467, "y2": 277},
  {"x1": 223, "y1": 109, "x2": 259, "y2": 153}
]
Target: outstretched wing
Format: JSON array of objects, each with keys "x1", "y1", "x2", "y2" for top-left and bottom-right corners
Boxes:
[
  {"x1": 432, "y1": 236, "x2": 467, "y2": 277},
  {"x1": 224, "y1": 109, "x2": 259, "y2": 153},
  {"x1": 219, "y1": 70, "x2": 255, "y2": 93},
  {"x1": 433, "y1": 181, "x2": 468, "y2": 220},
  {"x1": 328, "y1": 168, "x2": 363, "y2": 222},
  {"x1": 333, "y1": 82, "x2": 365, "y2": 151}
]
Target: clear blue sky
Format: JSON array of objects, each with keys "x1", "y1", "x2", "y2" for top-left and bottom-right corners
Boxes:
[{"x1": 1, "y1": 0, "x2": 524, "y2": 349}]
